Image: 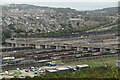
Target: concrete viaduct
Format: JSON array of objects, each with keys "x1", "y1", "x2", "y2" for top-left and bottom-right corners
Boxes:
[{"x1": 5, "y1": 38, "x2": 119, "y2": 53}]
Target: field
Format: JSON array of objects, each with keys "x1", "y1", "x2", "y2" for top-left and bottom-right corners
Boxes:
[{"x1": 64, "y1": 57, "x2": 119, "y2": 67}]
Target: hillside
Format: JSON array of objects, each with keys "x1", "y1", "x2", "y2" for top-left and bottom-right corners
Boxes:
[{"x1": 2, "y1": 4, "x2": 119, "y2": 43}]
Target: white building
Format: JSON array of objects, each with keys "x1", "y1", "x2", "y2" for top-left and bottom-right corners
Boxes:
[{"x1": 116, "y1": 60, "x2": 120, "y2": 67}]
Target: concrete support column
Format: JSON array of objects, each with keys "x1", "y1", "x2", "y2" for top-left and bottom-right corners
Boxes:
[
  {"x1": 15, "y1": 43, "x2": 18, "y2": 47},
  {"x1": 45, "y1": 45, "x2": 51, "y2": 49},
  {"x1": 11, "y1": 43, "x2": 15, "y2": 47},
  {"x1": 56, "y1": 45, "x2": 62, "y2": 49},
  {"x1": 18, "y1": 43, "x2": 21, "y2": 47},
  {"x1": 110, "y1": 48, "x2": 117, "y2": 53},
  {"x1": 88, "y1": 47, "x2": 92, "y2": 51},
  {"x1": 25, "y1": 44, "x2": 30, "y2": 47},
  {"x1": 77, "y1": 47, "x2": 83, "y2": 51},
  {"x1": 77, "y1": 47, "x2": 80, "y2": 51},
  {"x1": 59, "y1": 46, "x2": 62, "y2": 49},
  {"x1": 56, "y1": 45, "x2": 59, "y2": 49},
  {"x1": 68, "y1": 45, "x2": 72, "y2": 49},
  {"x1": 47, "y1": 45, "x2": 51, "y2": 49},
  {"x1": 25, "y1": 44, "x2": 28, "y2": 47},
  {"x1": 15, "y1": 43, "x2": 22, "y2": 47},
  {"x1": 35, "y1": 45, "x2": 41, "y2": 49},
  {"x1": 100, "y1": 48, "x2": 103, "y2": 52},
  {"x1": 100, "y1": 48, "x2": 106, "y2": 53},
  {"x1": 65, "y1": 46, "x2": 69, "y2": 49},
  {"x1": 45, "y1": 45, "x2": 47, "y2": 49}
]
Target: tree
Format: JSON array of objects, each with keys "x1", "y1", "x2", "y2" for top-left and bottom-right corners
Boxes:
[
  {"x1": 2, "y1": 29, "x2": 12, "y2": 44},
  {"x1": 3, "y1": 29, "x2": 11, "y2": 38},
  {"x1": 15, "y1": 29, "x2": 24, "y2": 34}
]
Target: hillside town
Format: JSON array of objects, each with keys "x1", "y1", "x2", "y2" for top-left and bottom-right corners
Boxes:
[{"x1": 2, "y1": 4, "x2": 118, "y2": 36}]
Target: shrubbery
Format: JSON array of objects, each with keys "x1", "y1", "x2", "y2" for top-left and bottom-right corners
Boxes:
[{"x1": 1, "y1": 66, "x2": 120, "y2": 80}]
